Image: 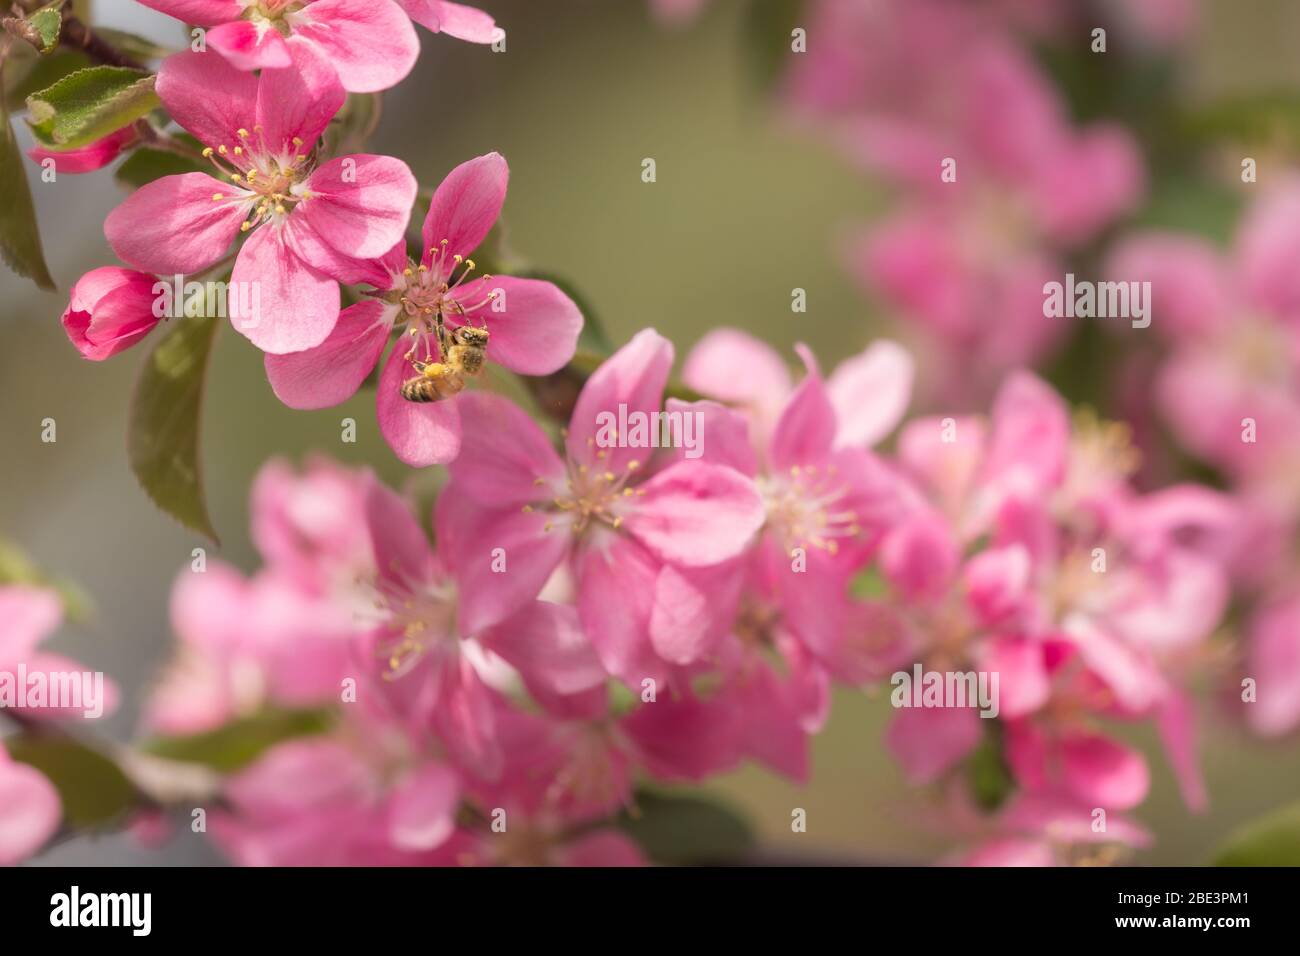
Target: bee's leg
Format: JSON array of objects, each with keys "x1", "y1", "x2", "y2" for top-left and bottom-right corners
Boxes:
[{"x1": 434, "y1": 307, "x2": 451, "y2": 361}]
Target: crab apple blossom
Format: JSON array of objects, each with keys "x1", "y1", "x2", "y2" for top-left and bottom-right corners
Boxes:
[
  {"x1": 265, "y1": 152, "x2": 583, "y2": 466},
  {"x1": 104, "y1": 47, "x2": 416, "y2": 354},
  {"x1": 0, "y1": 586, "x2": 124, "y2": 864},
  {"x1": 866, "y1": 372, "x2": 1233, "y2": 819},
  {"x1": 61, "y1": 267, "x2": 166, "y2": 360},
  {"x1": 136, "y1": 0, "x2": 420, "y2": 93},
  {"x1": 678, "y1": 332, "x2": 923, "y2": 770},
  {"x1": 439, "y1": 328, "x2": 766, "y2": 687}
]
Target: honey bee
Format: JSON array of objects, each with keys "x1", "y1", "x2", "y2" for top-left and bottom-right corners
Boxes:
[{"x1": 400, "y1": 317, "x2": 490, "y2": 403}]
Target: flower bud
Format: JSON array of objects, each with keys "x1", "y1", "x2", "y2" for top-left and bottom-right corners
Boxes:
[{"x1": 62, "y1": 267, "x2": 164, "y2": 360}]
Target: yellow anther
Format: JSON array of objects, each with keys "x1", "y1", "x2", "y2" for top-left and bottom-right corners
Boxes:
[
  {"x1": 217, "y1": 145, "x2": 227, "y2": 155},
  {"x1": 240, "y1": 221, "x2": 252, "y2": 232},
  {"x1": 418, "y1": 263, "x2": 428, "y2": 272},
  {"x1": 201, "y1": 147, "x2": 214, "y2": 158},
  {"x1": 274, "y1": 204, "x2": 286, "y2": 215},
  {"x1": 230, "y1": 173, "x2": 243, "y2": 183},
  {"x1": 292, "y1": 136, "x2": 303, "y2": 146},
  {"x1": 237, "y1": 128, "x2": 249, "y2": 138},
  {"x1": 232, "y1": 146, "x2": 243, "y2": 156},
  {"x1": 453, "y1": 254, "x2": 463, "y2": 264},
  {"x1": 465, "y1": 259, "x2": 475, "y2": 271},
  {"x1": 211, "y1": 192, "x2": 223, "y2": 201},
  {"x1": 627, "y1": 460, "x2": 641, "y2": 471}
]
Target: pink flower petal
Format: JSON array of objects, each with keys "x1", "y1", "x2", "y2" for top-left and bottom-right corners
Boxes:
[
  {"x1": 155, "y1": 49, "x2": 258, "y2": 149},
  {"x1": 624, "y1": 461, "x2": 764, "y2": 567},
  {"x1": 577, "y1": 536, "x2": 666, "y2": 687},
  {"x1": 436, "y1": 498, "x2": 569, "y2": 635},
  {"x1": 401, "y1": 0, "x2": 504, "y2": 43},
  {"x1": 446, "y1": 392, "x2": 566, "y2": 505},
  {"x1": 206, "y1": 19, "x2": 292, "y2": 71},
  {"x1": 289, "y1": 0, "x2": 420, "y2": 93},
  {"x1": 827, "y1": 339, "x2": 913, "y2": 448},
  {"x1": 884, "y1": 704, "x2": 982, "y2": 785},
  {"x1": 300, "y1": 155, "x2": 417, "y2": 261},
  {"x1": 1246, "y1": 596, "x2": 1300, "y2": 737},
  {"x1": 265, "y1": 299, "x2": 393, "y2": 409},
  {"x1": 134, "y1": 0, "x2": 241, "y2": 27},
  {"x1": 104, "y1": 172, "x2": 249, "y2": 275},
  {"x1": 1060, "y1": 733, "x2": 1150, "y2": 811},
  {"x1": 421, "y1": 152, "x2": 508, "y2": 261},
  {"x1": 481, "y1": 601, "x2": 606, "y2": 696},
  {"x1": 449, "y1": 275, "x2": 582, "y2": 375},
  {"x1": 1156, "y1": 688, "x2": 1207, "y2": 812},
  {"x1": 978, "y1": 636, "x2": 1049, "y2": 719},
  {"x1": 554, "y1": 830, "x2": 645, "y2": 867},
  {"x1": 682, "y1": 327, "x2": 791, "y2": 430},
  {"x1": 230, "y1": 224, "x2": 340, "y2": 354},
  {"x1": 387, "y1": 763, "x2": 459, "y2": 851},
  {"x1": 362, "y1": 471, "x2": 436, "y2": 588},
  {"x1": 255, "y1": 42, "x2": 346, "y2": 151},
  {"x1": 0, "y1": 758, "x2": 61, "y2": 865},
  {"x1": 0, "y1": 586, "x2": 61, "y2": 663},
  {"x1": 376, "y1": 344, "x2": 462, "y2": 466},
  {"x1": 769, "y1": 348, "x2": 837, "y2": 470},
  {"x1": 567, "y1": 328, "x2": 673, "y2": 472}
]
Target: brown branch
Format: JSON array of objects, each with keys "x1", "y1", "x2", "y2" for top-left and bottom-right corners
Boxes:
[{"x1": 60, "y1": 14, "x2": 145, "y2": 69}]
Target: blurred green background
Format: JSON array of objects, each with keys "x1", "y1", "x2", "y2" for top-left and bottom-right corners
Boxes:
[{"x1": 2, "y1": 0, "x2": 1299, "y2": 864}]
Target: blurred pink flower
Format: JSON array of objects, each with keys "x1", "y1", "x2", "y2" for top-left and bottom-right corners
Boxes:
[
  {"x1": 396, "y1": 0, "x2": 505, "y2": 44},
  {"x1": 442, "y1": 329, "x2": 766, "y2": 686}
]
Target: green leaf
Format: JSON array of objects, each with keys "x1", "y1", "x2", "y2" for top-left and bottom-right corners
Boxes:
[
  {"x1": 616, "y1": 790, "x2": 755, "y2": 864},
  {"x1": 4, "y1": 47, "x2": 90, "y2": 113},
  {"x1": 26, "y1": 65, "x2": 158, "y2": 149},
  {"x1": 115, "y1": 140, "x2": 205, "y2": 189},
  {"x1": 5, "y1": 732, "x2": 143, "y2": 830},
  {"x1": 0, "y1": 101, "x2": 55, "y2": 290},
  {"x1": 965, "y1": 728, "x2": 1014, "y2": 812},
  {"x1": 29, "y1": 7, "x2": 62, "y2": 54},
  {"x1": 1213, "y1": 801, "x2": 1300, "y2": 866},
  {"x1": 140, "y1": 708, "x2": 335, "y2": 773},
  {"x1": 128, "y1": 313, "x2": 221, "y2": 543},
  {"x1": 94, "y1": 27, "x2": 176, "y2": 62}
]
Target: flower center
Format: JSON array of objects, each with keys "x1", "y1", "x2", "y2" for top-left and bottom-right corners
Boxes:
[
  {"x1": 390, "y1": 246, "x2": 498, "y2": 361},
  {"x1": 527, "y1": 445, "x2": 645, "y2": 536},
  {"x1": 759, "y1": 464, "x2": 860, "y2": 556},
  {"x1": 350, "y1": 565, "x2": 457, "y2": 680},
  {"x1": 204, "y1": 126, "x2": 314, "y2": 233}
]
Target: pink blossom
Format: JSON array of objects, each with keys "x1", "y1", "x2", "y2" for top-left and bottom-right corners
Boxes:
[
  {"x1": 210, "y1": 736, "x2": 464, "y2": 865},
  {"x1": 104, "y1": 47, "x2": 416, "y2": 354},
  {"x1": 61, "y1": 267, "x2": 165, "y2": 360},
  {"x1": 137, "y1": 0, "x2": 420, "y2": 92},
  {"x1": 1107, "y1": 182, "x2": 1300, "y2": 483},
  {"x1": 0, "y1": 585, "x2": 122, "y2": 864},
  {"x1": 264, "y1": 152, "x2": 583, "y2": 466},
  {"x1": 28, "y1": 126, "x2": 139, "y2": 174},
  {"x1": 873, "y1": 373, "x2": 1230, "y2": 812},
  {"x1": 441, "y1": 329, "x2": 766, "y2": 686}
]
